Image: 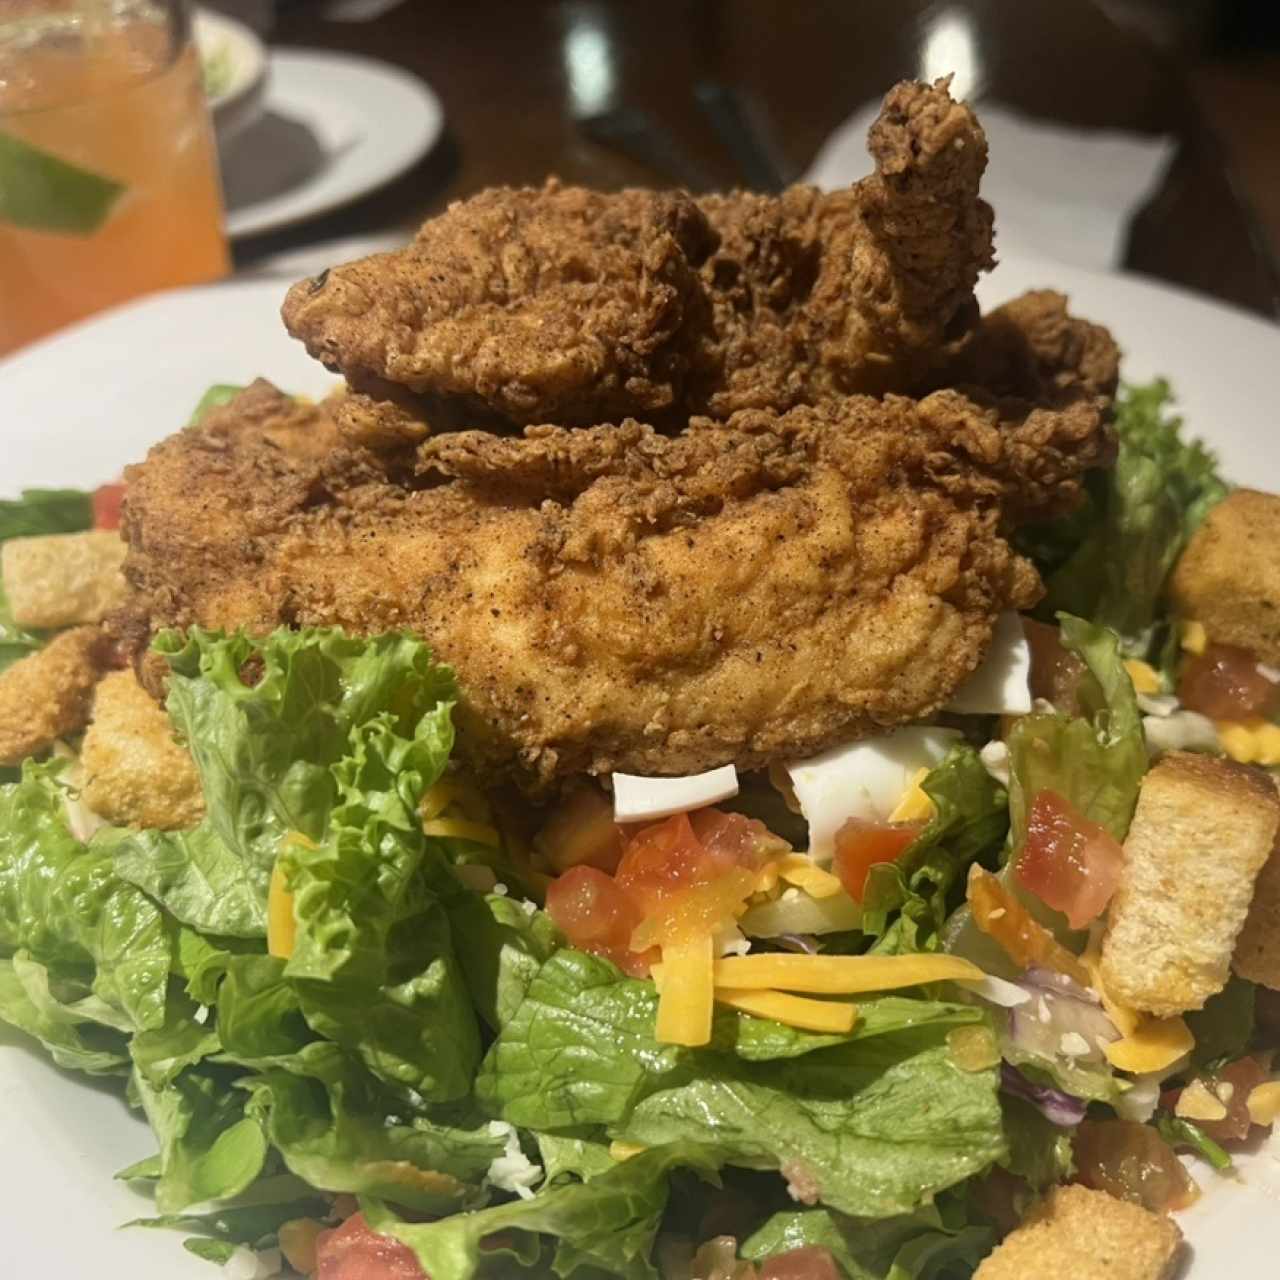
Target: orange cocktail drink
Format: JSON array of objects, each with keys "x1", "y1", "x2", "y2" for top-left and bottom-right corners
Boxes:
[{"x1": 0, "y1": 1, "x2": 230, "y2": 354}]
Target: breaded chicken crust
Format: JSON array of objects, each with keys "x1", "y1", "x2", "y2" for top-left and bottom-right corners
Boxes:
[
  {"x1": 282, "y1": 78, "x2": 995, "y2": 429},
  {"x1": 119, "y1": 382, "x2": 1045, "y2": 788}
]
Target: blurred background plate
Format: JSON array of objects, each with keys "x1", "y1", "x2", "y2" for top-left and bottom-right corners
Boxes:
[{"x1": 219, "y1": 49, "x2": 443, "y2": 239}]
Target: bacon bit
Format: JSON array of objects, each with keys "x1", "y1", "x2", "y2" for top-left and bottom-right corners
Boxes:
[
  {"x1": 1023, "y1": 618, "x2": 1087, "y2": 713},
  {"x1": 314, "y1": 1213, "x2": 425, "y2": 1280},
  {"x1": 1017, "y1": 790, "x2": 1124, "y2": 929},
  {"x1": 759, "y1": 1246, "x2": 842, "y2": 1280},
  {"x1": 1179, "y1": 643, "x2": 1280, "y2": 720},
  {"x1": 1074, "y1": 1120, "x2": 1199, "y2": 1213},
  {"x1": 967, "y1": 865, "x2": 1091, "y2": 986}
]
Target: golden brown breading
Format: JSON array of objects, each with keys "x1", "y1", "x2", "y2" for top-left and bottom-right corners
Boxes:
[
  {"x1": 973, "y1": 1185, "x2": 1183, "y2": 1280},
  {"x1": 1170, "y1": 489, "x2": 1280, "y2": 663},
  {"x1": 1101, "y1": 751, "x2": 1280, "y2": 1016},
  {"x1": 281, "y1": 78, "x2": 994, "y2": 428},
  {"x1": 80, "y1": 669, "x2": 204, "y2": 830},
  {"x1": 0, "y1": 627, "x2": 110, "y2": 766},
  {"x1": 2, "y1": 530, "x2": 127, "y2": 628},
  {"x1": 120, "y1": 383, "x2": 1044, "y2": 789}
]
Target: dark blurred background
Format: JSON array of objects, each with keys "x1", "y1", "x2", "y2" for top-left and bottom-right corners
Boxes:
[{"x1": 216, "y1": 0, "x2": 1280, "y2": 318}]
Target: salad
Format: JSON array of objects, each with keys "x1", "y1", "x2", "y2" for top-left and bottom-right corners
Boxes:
[{"x1": 3, "y1": 373, "x2": 1279, "y2": 1280}]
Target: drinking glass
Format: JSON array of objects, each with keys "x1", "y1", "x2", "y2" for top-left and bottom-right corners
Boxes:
[{"x1": 0, "y1": 0, "x2": 231, "y2": 355}]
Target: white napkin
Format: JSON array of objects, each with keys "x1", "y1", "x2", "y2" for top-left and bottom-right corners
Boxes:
[{"x1": 805, "y1": 99, "x2": 1176, "y2": 271}]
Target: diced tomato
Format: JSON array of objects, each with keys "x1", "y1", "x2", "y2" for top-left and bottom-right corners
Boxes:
[
  {"x1": 631, "y1": 866, "x2": 757, "y2": 950},
  {"x1": 689, "y1": 807, "x2": 784, "y2": 869},
  {"x1": 534, "y1": 784, "x2": 625, "y2": 874},
  {"x1": 1074, "y1": 1119, "x2": 1198, "y2": 1212},
  {"x1": 832, "y1": 817, "x2": 920, "y2": 901},
  {"x1": 545, "y1": 865, "x2": 651, "y2": 976},
  {"x1": 92, "y1": 482, "x2": 125, "y2": 531},
  {"x1": 1179, "y1": 643, "x2": 1279, "y2": 720},
  {"x1": 1198, "y1": 1056, "x2": 1269, "y2": 1142},
  {"x1": 758, "y1": 1245, "x2": 842, "y2": 1280},
  {"x1": 967, "y1": 865, "x2": 1091, "y2": 986},
  {"x1": 1016, "y1": 790, "x2": 1124, "y2": 929},
  {"x1": 1023, "y1": 617, "x2": 1087, "y2": 714},
  {"x1": 315, "y1": 1212, "x2": 426, "y2": 1280}
]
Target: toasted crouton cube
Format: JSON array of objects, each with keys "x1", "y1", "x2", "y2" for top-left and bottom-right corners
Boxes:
[
  {"x1": 1171, "y1": 489, "x2": 1280, "y2": 662},
  {"x1": 973, "y1": 1185, "x2": 1183, "y2": 1280},
  {"x1": 1101, "y1": 751, "x2": 1280, "y2": 1016},
  {"x1": 1, "y1": 530, "x2": 127, "y2": 629},
  {"x1": 1233, "y1": 839, "x2": 1280, "y2": 989},
  {"x1": 80, "y1": 670, "x2": 204, "y2": 830},
  {"x1": 0, "y1": 628, "x2": 110, "y2": 765}
]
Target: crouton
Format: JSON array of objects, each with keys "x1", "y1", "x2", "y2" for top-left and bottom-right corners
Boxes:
[
  {"x1": 1, "y1": 530, "x2": 127, "y2": 628},
  {"x1": 1101, "y1": 751, "x2": 1280, "y2": 1016},
  {"x1": 80, "y1": 670, "x2": 204, "y2": 830},
  {"x1": 1233, "y1": 838, "x2": 1280, "y2": 989},
  {"x1": 973, "y1": 1184, "x2": 1183, "y2": 1280},
  {"x1": 1170, "y1": 489, "x2": 1280, "y2": 662},
  {"x1": 0, "y1": 628, "x2": 110, "y2": 765}
]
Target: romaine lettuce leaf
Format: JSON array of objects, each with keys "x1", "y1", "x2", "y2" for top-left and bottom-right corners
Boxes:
[
  {"x1": 1008, "y1": 614, "x2": 1146, "y2": 848},
  {"x1": 742, "y1": 1203, "x2": 992, "y2": 1280},
  {"x1": 0, "y1": 762, "x2": 171, "y2": 1030},
  {"x1": 0, "y1": 487, "x2": 93, "y2": 541},
  {"x1": 188, "y1": 385, "x2": 246, "y2": 426},
  {"x1": 114, "y1": 627, "x2": 456, "y2": 938},
  {"x1": 861, "y1": 747, "x2": 1008, "y2": 955},
  {"x1": 1022, "y1": 379, "x2": 1227, "y2": 654},
  {"x1": 0, "y1": 952, "x2": 128, "y2": 1074},
  {"x1": 132, "y1": 1065, "x2": 270, "y2": 1213},
  {"x1": 476, "y1": 950, "x2": 1005, "y2": 1219},
  {"x1": 239, "y1": 1042, "x2": 501, "y2": 1213},
  {"x1": 366, "y1": 1141, "x2": 721, "y2": 1280},
  {"x1": 1186, "y1": 976, "x2": 1255, "y2": 1068}
]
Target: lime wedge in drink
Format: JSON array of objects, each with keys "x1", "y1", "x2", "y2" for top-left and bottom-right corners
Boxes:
[{"x1": 0, "y1": 131, "x2": 125, "y2": 235}]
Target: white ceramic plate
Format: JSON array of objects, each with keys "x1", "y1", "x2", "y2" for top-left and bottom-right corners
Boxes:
[
  {"x1": 220, "y1": 49, "x2": 443, "y2": 240},
  {"x1": 1, "y1": 251, "x2": 1279, "y2": 1277}
]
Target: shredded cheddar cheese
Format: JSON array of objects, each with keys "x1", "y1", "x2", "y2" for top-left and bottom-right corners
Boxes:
[
  {"x1": 609, "y1": 1141, "x2": 647, "y2": 1161},
  {"x1": 713, "y1": 988, "x2": 857, "y2": 1034},
  {"x1": 1180, "y1": 620, "x2": 1208, "y2": 655},
  {"x1": 1082, "y1": 950, "x2": 1193, "y2": 1073},
  {"x1": 887, "y1": 766, "x2": 935, "y2": 824},
  {"x1": 753, "y1": 861, "x2": 781, "y2": 896},
  {"x1": 267, "y1": 860, "x2": 296, "y2": 960},
  {"x1": 1124, "y1": 659, "x2": 1162, "y2": 695},
  {"x1": 1247, "y1": 1081, "x2": 1280, "y2": 1126},
  {"x1": 654, "y1": 934, "x2": 715, "y2": 1045},
  {"x1": 422, "y1": 817, "x2": 503, "y2": 846},
  {"x1": 709, "y1": 952, "x2": 981, "y2": 993},
  {"x1": 775, "y1": 854, "x2": 844, "y2": 899},
  {"x1": 1216, "y1": 718, "x2": 1280, "y2": 766}
]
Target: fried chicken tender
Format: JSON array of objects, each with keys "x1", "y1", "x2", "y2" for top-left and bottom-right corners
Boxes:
[
  {"x1": 281, "y1": 78, "x2": 994, "y2": 429},
  {"x1": 81, "y1": 670, "x2": 204, "y2": 830},
  {"x1": 119, "y1": 384, "x2": 1046, "y2": 788},
  {"x1": 0, "y1": 627, "x2": 111, "y2": 766}
]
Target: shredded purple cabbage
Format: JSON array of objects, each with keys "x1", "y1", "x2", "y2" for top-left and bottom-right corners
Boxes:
[{"x1": 1000, "y1": 1062, "x2": 1087, "y2": 1127}]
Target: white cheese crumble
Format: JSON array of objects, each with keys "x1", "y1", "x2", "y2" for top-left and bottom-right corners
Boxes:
[{"x1": 486, "y1": 1121, "x2": 543, "y2": 1200}]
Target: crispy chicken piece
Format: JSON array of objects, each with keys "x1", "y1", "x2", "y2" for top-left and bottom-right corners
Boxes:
[
  {"x1": 0, "y1": 627, "x2": 111, "y2": 766},
  {"x1": 119, "y1": 384, "x2": 1044, "y2": 789},
  {"x1": 281, "y1": 78, "x2": 994, "y2": 428},
  {"x1": 80, "y1": 670, "x2": 204, "y2": 830}
]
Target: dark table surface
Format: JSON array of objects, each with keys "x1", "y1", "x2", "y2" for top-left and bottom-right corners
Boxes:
[{"x1": 250, "y1": 0, "x2": 1280, "y2": 319}]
